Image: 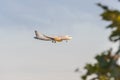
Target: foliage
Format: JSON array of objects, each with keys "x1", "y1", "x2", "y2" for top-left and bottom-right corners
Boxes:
[
  {"x1": 97, "y1": 3, "x2": 120, "y2": 42},
  {"x1": 81, "y1": 2, "x2": 120, "y2": 80},
  {"x1": 82, "y1": 49, "x2": 120, "y2": 80}
]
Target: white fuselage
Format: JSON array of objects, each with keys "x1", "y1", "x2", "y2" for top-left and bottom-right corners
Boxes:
[{"x1": 34, "y1": 30, "x2": 72, "y2": 43}]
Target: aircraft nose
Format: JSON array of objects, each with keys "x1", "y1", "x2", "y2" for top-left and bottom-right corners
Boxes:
[{"x1": 69, "y1": 37, "x2": 72, "y2": 39}]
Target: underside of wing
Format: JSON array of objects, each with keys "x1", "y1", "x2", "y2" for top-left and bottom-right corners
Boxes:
[
  {"x1": 38, "y1": 37, "x2": 52, "y2": 41},
  {"x1": 42, "y1": 34, "x2": 55, "y2": 40}
]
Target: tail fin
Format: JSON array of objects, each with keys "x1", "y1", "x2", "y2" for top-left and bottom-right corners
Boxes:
[{"x1": 34, "y1": 30, "x2": 39, "y2": 37}]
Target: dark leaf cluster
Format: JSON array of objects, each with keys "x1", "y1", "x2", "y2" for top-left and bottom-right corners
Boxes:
[
  {"x1": 82, "y1": 50, "x2": 120, "y2": 80},
  {"x1": 97, "y1": 3, "x2": 120, "y2": 42}
]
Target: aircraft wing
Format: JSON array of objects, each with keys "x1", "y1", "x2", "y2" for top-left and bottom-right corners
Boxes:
[{"x1": 42, "y1": 34, "x2": 55, "y2": 40}]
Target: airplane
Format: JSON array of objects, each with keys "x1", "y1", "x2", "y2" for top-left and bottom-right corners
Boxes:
[{"x1": 34, "y1": 30, "x2": 72, "y2": 43}]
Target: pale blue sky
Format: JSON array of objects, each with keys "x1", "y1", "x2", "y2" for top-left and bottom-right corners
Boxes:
[{"x1": 0, "y1": 0, "x2": 119, "y2": 80}]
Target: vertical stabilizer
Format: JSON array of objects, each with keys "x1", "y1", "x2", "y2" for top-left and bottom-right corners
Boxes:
[{"x1": 35, "y1": 30, "x2": 39, "y2": 37}]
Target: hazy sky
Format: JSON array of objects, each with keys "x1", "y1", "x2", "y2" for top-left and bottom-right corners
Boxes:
[{"x1": 0, "y1": 0, "x2": 119, "y2": 80}]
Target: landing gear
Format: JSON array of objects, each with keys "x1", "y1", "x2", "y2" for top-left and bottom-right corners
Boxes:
[{"x1": 52, "y1": 40, "x2": 56, "y2": 43}]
